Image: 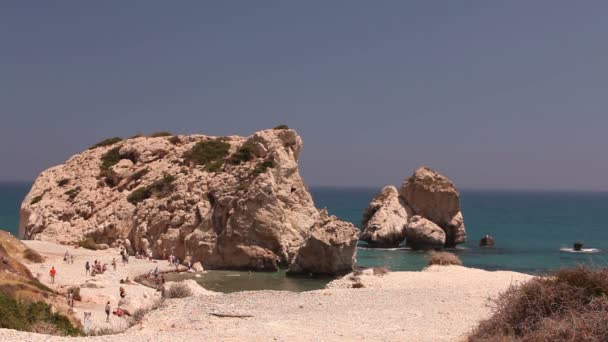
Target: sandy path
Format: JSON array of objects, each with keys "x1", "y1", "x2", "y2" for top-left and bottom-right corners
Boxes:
[{"x1": 21, "y1": 241, "x2": 175, "y2": 332}]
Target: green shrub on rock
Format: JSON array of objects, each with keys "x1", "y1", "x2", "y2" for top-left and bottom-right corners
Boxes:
[
  {"x1": 64, "y1": 187, "x2": 82, "y2": 201},
  {"x1": 149, "y1": 131, "x2": 172, "y2": 137},
  {"x1": 252, "y1": 160, "x2": 275, "y2": 176},
  {"x1": 127, "y1": 175, "x2": 176, "y2": 204},
  {"x1": 168, "y1": 136, "x2": 181, "y2": 145},
  {"x1": 273, "y1": 124, "x2": 289, "y2": 130},
  {"x1": 89, "y1": 137, "x2": 122, "y2": 150},
  {"x1": 57, "y1": 178, "x2": 70, "y2": 187},
  {"x1": 183, "y1": 139, "x2": 230, "y2": 166},
  {"x1": 228, "y1": 143, "x2": 255, "y2": 165},
  {"x1": 30, "y1": 195, "x2": 43, "y2": 205},
  {"x1": 100, "y1": 147, "x2": 122, "y2": 169}
]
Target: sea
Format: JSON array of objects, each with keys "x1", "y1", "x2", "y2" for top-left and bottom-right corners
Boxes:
[{"x1": 2, "y1": 182, "x2": 608, "y2": 292}]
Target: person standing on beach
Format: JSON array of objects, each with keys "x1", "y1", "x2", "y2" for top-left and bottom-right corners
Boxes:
[
  {"x1": 112, "y1": 258, "x2": 117, "y2": 271},
  {"x1": 105, "y1": 301, "x2": 111, "y2": 322},
  {"x1": 67, "y1": 290, "x2": 73, "y2": 308},
  {"x1": 70, "y1": 254, "x2": 74, "y2": 264},
  {"x1": 85, "y1": 261, "x2": 90, "y2": 277},
  {"x1": 49, "y1": 266, "x2": 56, "y2": 283}
]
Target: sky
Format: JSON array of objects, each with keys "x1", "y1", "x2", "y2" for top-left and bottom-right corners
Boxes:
[{"x1": 1, "y1": 1, "x2": 608, "y2": 190}]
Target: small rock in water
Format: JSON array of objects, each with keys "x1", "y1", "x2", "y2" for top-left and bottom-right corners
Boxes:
[{"x1": 479, "y1": 234, "x2": 495, "y2": 247}]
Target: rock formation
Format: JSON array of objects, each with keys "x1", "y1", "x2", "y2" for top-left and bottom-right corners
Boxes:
[
  {"x1": 479, "y1": 234, "x2": 495, "y2": 247},
  {"x1": 361, "y1": 167, "x2": 466, "y2": 248},
  {"x1": 359, "y1": 186, "x2": 410, "y2": 248},
  {"x1": 287, "y1": 209, "x2": 359, "y2": 275},
  {"x1": 19, "y1": 128, "x2": 358, "y2": 275}
]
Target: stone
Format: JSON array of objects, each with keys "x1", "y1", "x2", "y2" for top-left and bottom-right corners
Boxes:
[
  {"x1": 19, "y1": 128, "x2": 357, "y2": 273},
  {"x1": 287, "y1": 210, "x2": 359, "y2": 276},
  {"x1": 192, "y1": 262, "x2": 204, "y2": 272},
  {"x1": 404, "y1": 216, "x2": 446, "y2": 248},
  {"x1": 479, "y1": 234, "x2": 495, "y2": 247},
  {"x1": 360, "y1": 186, "x2": 410, "y2": 248},
  {"x1": 400, "y1": 167, "x2": 466, "y2": 247}
]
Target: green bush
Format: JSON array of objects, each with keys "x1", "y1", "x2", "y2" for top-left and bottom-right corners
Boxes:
[
  {"x1": 127, "y1": 175, "x2": 176, "y2": 204},
  {"x1": 129, "y1": 168, "x2": 149, "y2": 182},
  {"x1": 273, "y1": 124, "x2": 289, "y2": 130},
  {"x1": 183, "y1": 139, "x2": 230, "y2": 166},
  {"x1": 57, "y1": 178, "x2": 70, "y2": 187},
  {"x1": 229, "y1": 143, "x2": 255, "y2": 165},
  {"x1": 0, "y1": 293, "x2": 82, "y2": 336},
  {"x1": 149, "y1": 131, "x2": 172, "y2": 137},
  {"x1": 128, "y1": 134, "x2": 143, "y2": 139},
  {"x1": 77, "y1": 238, "x2": 99, "y2": 250},
  {"x1": 30, "y1": 195, "x2": 43, "y2": 205},
  {"x1": 99, "y1": 168, "x2": 120, "y2": 187},
  {"x1": 204, "y1": 161, "x2": 223, "y2": 173},
  {"x1": 127, "y1": 187, "x2": 152, "y2": 204},
  {"x1": 168, "y1": 136, "x2": 181, "y2": 145},
  {"x1": 100, "y1": 147, "x2": 122, "y2": 169},
  {"x1": 64, "y1": 187, "x2": 81, "y2": 201},
  {"x1": 252, "y1": 160, "x2": 275, "y2": 176},
  {"x1": 89, "y1": 137, "x2": 122, "y2": 150}
]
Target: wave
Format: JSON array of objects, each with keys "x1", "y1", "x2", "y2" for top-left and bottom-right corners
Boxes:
[
  {"x1": 357, "y1": 246, "x2": 411, "y2": 251},
  {"x1": 560, "y1": 247, "x2": 601, "y2": 254}
]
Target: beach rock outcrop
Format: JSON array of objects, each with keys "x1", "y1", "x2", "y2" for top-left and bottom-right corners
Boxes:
[
  {"x1": 19, "y1": 128, "x2": 358, "y2": 275},
  {"x1": 360, "y1": 186, "x2": 410, "y2": 248},
  {"x1": 287, "y1": 210, "x2": 359, "y2": 276},
  {"x1": 479, "y1": 234, "x2": 495, "y2": 247},
  {"x1": 361, "y1": 167, "x2": 466, "y2": 249},
  {"x1": 405, "y1": 216, "x2": 446, "y2": 248}
]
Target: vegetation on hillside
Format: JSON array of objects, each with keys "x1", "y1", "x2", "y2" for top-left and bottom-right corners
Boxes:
[
  {"x1": 469, "y1": 266, "x2": 608, "y2": 342},
  {"x1": 149, "y1": 131, "x2": 172, "y2": 137},
  {"x1": 183, "y1": 139, "x2": 230, "y2": 167},
  {"x1": 89, "y1": 137, "x2": 122, "y2": 150},
  {"x1": 252, "y1": 160, "x2": 275, "y2": 176},
  {"x1": 0, "y1": 293, "x2": 81, "y2": 336},
  {"x1": 228, "y1": 143, "x2": 255, "y2": 165},
  {"x1": 273, "y1": 124, "x2": 289, "y2": 130},
  {"x1": 30, "y1": 195, "x2": 43, "y2": 205},
  {"x1": 127, "y1": 175, "x2": 176, "y2": 204},
  {"x1": 100, "y1": 147, "x2": 122, "y2": 169}
]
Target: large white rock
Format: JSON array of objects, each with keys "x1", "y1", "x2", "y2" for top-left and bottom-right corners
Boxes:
[
  {"x1": 20, "y1": 128, "x2": 358, "y2": 275},
  {"x1": 405, "y1": 215, "x2": 446, "y2": 248},
  {"x1": 360, "y1": 186, "x2": 410, "y2": 248}
]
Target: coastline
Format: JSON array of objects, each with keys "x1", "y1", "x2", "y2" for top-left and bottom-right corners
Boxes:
[{"x1": 1, "y1": 240, "x2": 533, "y2": 341}]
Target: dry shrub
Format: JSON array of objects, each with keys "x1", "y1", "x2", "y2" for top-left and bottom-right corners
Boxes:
[
  {"x1": 352, "y1": 282, "x2": 365, "y2": 289},
  {"x1": 373, "y1": 267, "x2": 390, "y2": 276},
  {"x1": 427, "y1": 251, "x2": 462, "y2": 266},
  {"x1": 30, "y1": 321, "x2": 63, "y2": 336},
  {"x1": 23, "y1": 248, "x2": 44, "y2": 263},
  {"x1": 166, "y1": 283, "x2": 192, "y2": 298},
  {"x1": 469, "y1": 267, "x2": 608, "y2": 342}
]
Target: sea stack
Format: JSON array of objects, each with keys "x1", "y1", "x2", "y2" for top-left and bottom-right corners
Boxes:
[
  {"x1": 361, "y1": 167, "x2": 466, "y2": 248},
  {"x1": 19, "y1": 127, "x2": 358, "y2": 275}
]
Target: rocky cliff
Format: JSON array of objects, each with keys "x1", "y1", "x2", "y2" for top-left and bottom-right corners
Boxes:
[
  {"x1": 19, "y1": 128, "x2": 358, "y2": 275},
  {"x1": 360, "y1": 167, "x2": 466, "y2": 248}
]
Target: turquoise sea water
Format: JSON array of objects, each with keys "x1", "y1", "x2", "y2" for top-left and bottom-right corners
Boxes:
[{"x1": 3, "y1": 182, "x2": 608, "y2": 291}]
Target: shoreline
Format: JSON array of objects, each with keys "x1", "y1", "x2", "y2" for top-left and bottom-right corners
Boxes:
[{"x1": 1, "y1": 240, "x2": 534, "y2": 341}]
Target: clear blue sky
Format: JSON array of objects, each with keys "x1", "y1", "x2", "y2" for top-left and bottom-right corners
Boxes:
[{"x1": 2, "y1": 1, "x2": 607, "y2": 190}]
